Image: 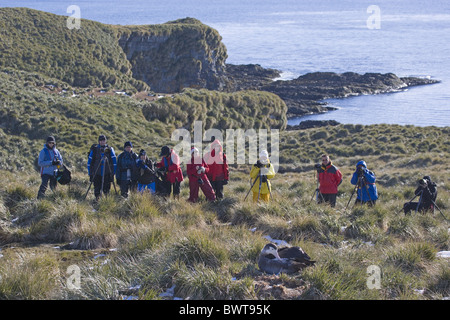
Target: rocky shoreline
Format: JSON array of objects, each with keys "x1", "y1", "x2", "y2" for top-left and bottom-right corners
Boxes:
[{"x1": 225, "y1": 64, "x2": 440, "y2": 119}]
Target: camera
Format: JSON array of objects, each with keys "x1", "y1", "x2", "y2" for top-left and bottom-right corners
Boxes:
[
  {"x1": 418, "y1": 179, "x2": 427, "y2": 187},
  {"x1": 100, "y1": 146, "x2": 111, "y2": 155}
]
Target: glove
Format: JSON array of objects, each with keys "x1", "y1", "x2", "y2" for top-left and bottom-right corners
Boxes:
[
  {"x1": 255, "y1": 160, "x2": 263, "y2": 168},
  {"x1": 52, "y1": 158, "x2": 61, "y2": 166},
  {"x1": 197, "y1": 166, "x2": 205, "y2": 174}
]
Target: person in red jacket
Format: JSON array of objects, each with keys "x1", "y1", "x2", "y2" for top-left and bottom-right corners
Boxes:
[
  {"x1": 187, "y1": 147, "x2": 216, "y2": 203},
  {"x1": 155, "y1": 146, "x2": 184, "y2": 199},
  {"x1": 204, "y1": 138, "x2": 229, "y2": 199},
  {"x1": 316, "y1": 154, "x2": 342, "y2": 207}
]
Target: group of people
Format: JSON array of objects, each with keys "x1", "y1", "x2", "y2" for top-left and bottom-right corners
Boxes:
[
  {"x1": 313, "y1": 154, "x2": 378, "y2": 208},
  {"x1": 312, "y1": 154, "x2": 438, "y2": 214},
  {"x1": 37, "y1": 136, "x2": 438, "y2": 215}
]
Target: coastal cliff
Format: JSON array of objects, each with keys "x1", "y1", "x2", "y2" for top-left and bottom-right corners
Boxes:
[{"x1": 116, "y1": 18, "x2": 229, "y2": 93}]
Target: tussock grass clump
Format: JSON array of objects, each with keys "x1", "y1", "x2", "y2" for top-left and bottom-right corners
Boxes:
[{"x1": 0, "y1": 249, "x2": 60, "y2": 299}]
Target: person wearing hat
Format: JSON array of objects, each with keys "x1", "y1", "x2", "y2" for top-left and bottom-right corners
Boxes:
[
  {"x1": 204, "y1": 139, "x2": 229, "y2": 200},
  {"x1": 37, "y1": 136, "x2": 64, "y2": 199},
  {"x1": 249, "y1": 149, "x2": 276, "y2": 203},
  {"x1": 116, "y1": 141, "x2": 139, "y2": 198},
  {"x1": 87, "y1": 135, "x2": 117, "y2": 200},
  {"x1": 155, "y1": 145, "x2": 184, "y2": 198},
  {"x1": 350, "y1": 160, "x2": 378, "y2": 206},
  {"x1": 316, "y1": 154, "x2": 343, "y2": 207},
  {"x1": 136, "y1": 149, "x2": 157, "y2": 194},
  {"x1": 187, "y1": 147, "x2": 216, "y2": 203},
  {"x1": 403, "y1": 176, "x2": 438, "y2": 214}
]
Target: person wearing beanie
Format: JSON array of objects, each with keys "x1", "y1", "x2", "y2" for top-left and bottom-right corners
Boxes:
[
  {"x1": 249, "y1": 149, "x2": 275, "y2": 203},
  {"x1": 37, "y1": 136, "x2": 64, "y2": 199},
  {"x1": 136, "y1": 149, "x2": 157, "y2": 194},
  {"x1": 116, "y1": 141, "x2": 139, "y2": 198},
  {"x1": 155, "y1": 145, "x2": 184, "y2": 198},
  {"x1": 187, "y1": 147, "x2": 216, "y2": 203},
  {"x1": 87, "y1": 134, "x2": 117, "y2": 200},
  {"x1": 204, "y1": 139, "x2": 229, "y2": 200},
  {"x1": 350, "y1": 160, "x2": 378, "y2": 206},
  {"x1": 315, "y1": 154, "x2": 342, "y2": 207}
]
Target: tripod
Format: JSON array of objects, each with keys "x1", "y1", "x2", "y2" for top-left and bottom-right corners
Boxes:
[
  {"x1": 345, "y1": 174, "x2": 374, "y2": 210},
  {"x1": 84, "y1": 153, "x2": 117, "y2": 200},
  {"x1": 310, "y1": 171, "x2": 325, "y2": 204},
  {"x1": 244, "y1": 167, "x2": 269, "y2": 202}
]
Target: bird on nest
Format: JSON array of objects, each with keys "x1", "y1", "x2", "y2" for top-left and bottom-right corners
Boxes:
[{"x1": 258, "y1": 243, "x2": 316, "y2": 275}]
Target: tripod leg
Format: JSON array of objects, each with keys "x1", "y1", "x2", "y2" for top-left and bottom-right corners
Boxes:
[
  {"x1": 345, "y1": 184, "x2": 358, "y2": 211},
  {"x1": 244, "y1": 176, "x2": 259, "y2": 201},
  {"x1": 257, "y1": 173, "x2": 262, "y2": 202},
  {"x1": 84, "y1": 154, "x2": 103, "y2": 200}
]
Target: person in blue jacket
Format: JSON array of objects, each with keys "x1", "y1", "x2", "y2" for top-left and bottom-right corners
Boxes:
[
  {"x1": 37, "y1": 136, "x2": 63, "y2": 199},
  {"x1": 350, "y1": 160, "x2": 378, "y2": 206},
  {"x1": 87, "y1": 135, "x2": 117, "y2": 200}
]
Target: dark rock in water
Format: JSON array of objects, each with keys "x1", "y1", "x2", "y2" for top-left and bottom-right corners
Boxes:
[
  {"x1": 286, "y1": 120, "x2": 340, "y2": 131},
  {"x1": 225, "y1": 63, "x2": 281, "y2": 91}
]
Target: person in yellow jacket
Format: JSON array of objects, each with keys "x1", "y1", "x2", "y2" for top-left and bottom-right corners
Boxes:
[{"x1": 250, "y1": 150, "x2": 276, "y2": 203}]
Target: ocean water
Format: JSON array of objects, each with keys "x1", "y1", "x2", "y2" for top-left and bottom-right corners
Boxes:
[{"x1": 2, "y1": 0, "x2": 449, "y2": 127}]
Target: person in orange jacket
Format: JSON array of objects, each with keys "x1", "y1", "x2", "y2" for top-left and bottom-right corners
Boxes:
[
  {"x1": 155, "y1": 146, "x2": 183, "y2": 198},
  {"x1": 187, "y1": 147, "x2": 216, "y2": 203},
  {"x1": 204, "y1": 138, "x2": 229, "y2": 199}
]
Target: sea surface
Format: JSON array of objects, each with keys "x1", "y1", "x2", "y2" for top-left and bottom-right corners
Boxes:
[{"x1": 2, "y1": 0, "x2": 449, "y2": 127}]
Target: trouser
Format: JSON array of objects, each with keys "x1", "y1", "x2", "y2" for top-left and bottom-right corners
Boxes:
[
  {"x1": 403, "y1": 201, "x2": 431, "y2": 214},
  {"x1": 138, "y1": 182, "x2": 156, "y2": 194},
  {"x1": 188, "y1": 177, "x2": 216, "y2": 202},
  {"x1": 318, "y1": 193, "x2": 337, "y2": 207},
  {"x1": 37, "y1": 174, "x2": 57, "y2": 199},
  {"x1": 253, "y1": 192, "x2": 270, "y2": 203},
  {"x1": 210, "y1": 180, "x2": 225, "y2": 199},
  {"x1": 120, "y1": 179, "x2": 132, "y2": 198},
  {"x1": 355, "y1": 199, "x2": 376, "y2": 206},
  {"x1": 93, "y1": 174, "x2": 112, "y2": 199},
  {"x1": 159, "y1": 179, "x2": 181, "y2": 197}
]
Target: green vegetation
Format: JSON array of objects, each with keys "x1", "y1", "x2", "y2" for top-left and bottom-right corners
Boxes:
[
  {"x1": 0, "y1": 7, "x2": 448, "y2": 301},
  {"x1": 0, "y1": 8, "x2": 228, "y2": 93},
  {"x1": 0, "y1": 8, "x2": 147, "y2": 92},
  {"x1": 1, "y1": 123, "x2": 449, "y2": 300},
  {"x1": 143, "y1": 88, "x2": 287, "y2": 131}
]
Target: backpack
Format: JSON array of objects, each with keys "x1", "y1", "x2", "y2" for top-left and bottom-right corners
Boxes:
[
  {"x1": 56, "y1": 164, "x2": 72, "y2": 185},
  {"x1": 88, "y1": 143, "x2": 97, "y2": 161}
]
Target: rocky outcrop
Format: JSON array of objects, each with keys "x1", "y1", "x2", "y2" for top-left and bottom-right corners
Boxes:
[
  {"x1": 286, "y1": 120, "x2": 340, "y2": 130},
  {"x1": 225, "y1": 64, "x2": 281, "y2": 91},
  {"x1": 117, "y1": 18, "x2": 229, "y2": 93},
  {"x1": 226, "y1": 67, "x2": 440, "y2": 118}
]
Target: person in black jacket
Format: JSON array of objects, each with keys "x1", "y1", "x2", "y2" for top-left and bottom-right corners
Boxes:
[
  {"x1": 116, "y1": 141, "x2": 139, "y2": 198},
  {"x1": 403, "y1": 176, "x2": 438, "y2": 214},
  {"x1": 136, "y1": 149, "x2": 157, "y2": 194},
  {"x1": 87, "y1": 135, "x2": 117, "y2": 200}
]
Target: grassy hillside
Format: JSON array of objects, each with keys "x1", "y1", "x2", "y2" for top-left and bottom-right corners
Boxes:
[
  {"x1": 0, "y1": 67, "x2": 287, "y2": 172},
  {"x1": 0, "y1": 8, "x2": 229, "y2": 93},
  {"x1": 1, "y1": 123, "x2": 449, "y2": 300},
  {"x1": 0, "y1": 7, "x2": 148, "y2": 92}
]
